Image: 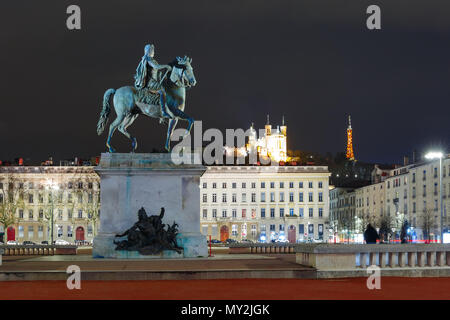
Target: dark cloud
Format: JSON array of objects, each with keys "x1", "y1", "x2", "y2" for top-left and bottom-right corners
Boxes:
[{"x1": 0, "y1": 0, "x2": 449, "y2": 164}]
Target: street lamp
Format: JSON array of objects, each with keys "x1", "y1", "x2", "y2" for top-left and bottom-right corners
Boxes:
[
  {"x1": 425, "y1": 151, "x2": 444, "y2": 243},
  {"x1": 44, "y1": 179, "x2": 59, "y2": 245}
]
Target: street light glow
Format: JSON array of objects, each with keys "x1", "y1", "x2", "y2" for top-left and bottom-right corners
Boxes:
[
  {"x1": 44, "y1": 179, "x2": 59, "y2": 190},
  {"x1": 425, "y1": 151, "x2": 443, "y2": 159},
  {"x1": 424, "y1": 150, "x2": 445, "y2": 244}
]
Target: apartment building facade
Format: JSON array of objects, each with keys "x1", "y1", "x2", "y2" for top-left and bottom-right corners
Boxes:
[
  {"x1": 334, "y1": 156, "x2": 450, "y2": 242},
  {"x1": 200, "y1": 165, "x2": 331, "y2": 243},
  {"x1": 0, "y1": 166, "x2": 100, "y2": 244}
]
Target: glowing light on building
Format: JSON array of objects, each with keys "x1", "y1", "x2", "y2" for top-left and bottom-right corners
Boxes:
[
  {"x1": 246, "y1": 115, "x2": 287, "y2": 162},
  {"x1": 346, "y1": 115, "x2": 355, "y2": 161}
]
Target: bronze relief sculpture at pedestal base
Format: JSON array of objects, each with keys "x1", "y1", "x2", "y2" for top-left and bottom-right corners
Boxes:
[{"x1": 114, "y1": 207, "x2": 183, "y2": 255}]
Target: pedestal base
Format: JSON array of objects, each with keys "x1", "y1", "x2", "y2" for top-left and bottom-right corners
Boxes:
[
  {"x1": 93, "y1": 152, "x2": 207, "y2": 259},
  {"x1": 93, "y1": 232, "x2": 206, "y2": 259}
]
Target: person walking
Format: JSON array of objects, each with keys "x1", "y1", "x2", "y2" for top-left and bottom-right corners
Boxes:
[{"x1": 364, "y1": 224, "x2": 380, "y2": 244}]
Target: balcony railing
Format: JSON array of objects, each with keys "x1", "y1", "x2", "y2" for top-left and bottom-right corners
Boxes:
[
  {"x1": 0, "y1": 244, "x2": 77, "y2": 256},
  {"x1": 295, "y1": 244, "x2": 450, "y2": 271}
]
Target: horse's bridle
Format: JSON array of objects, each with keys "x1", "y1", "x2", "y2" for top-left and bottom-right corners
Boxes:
[{"x1": 173, "y1": 64, "x2": 192, "y2": 88}]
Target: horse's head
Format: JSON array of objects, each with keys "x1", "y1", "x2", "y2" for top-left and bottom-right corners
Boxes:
[{"x1": 169, "y1": 56, "x2": 197, "y2": 88}]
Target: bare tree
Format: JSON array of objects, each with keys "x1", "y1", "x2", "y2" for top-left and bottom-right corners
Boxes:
[
  {"x1": 337, "y1": 211, "x2": 354, "y2": 243},
  {"x1": 0, "y1": 174, "x2": 26, "y2": 240},
  {"x1": 378, "y1": 215, "x2": 394, "y2": 243},
  {"x1": 71, "y1": 171, "x2": 100, "y2": 240},
  {"x1": 421, "y1": 208, "x2": 436, "y2": 243},
  {"x1": 356, "y1": 213, "x2": 372, "y2": 234}
]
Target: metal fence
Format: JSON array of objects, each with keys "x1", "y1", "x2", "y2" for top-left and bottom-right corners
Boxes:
[{"x1": 0, "y1": 245, "x2": 77, "y2": 256}]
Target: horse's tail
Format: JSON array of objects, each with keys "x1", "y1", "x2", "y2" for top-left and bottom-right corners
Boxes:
[{"x1": 97, "y1": 88, "x2": 115, "y2": 135}]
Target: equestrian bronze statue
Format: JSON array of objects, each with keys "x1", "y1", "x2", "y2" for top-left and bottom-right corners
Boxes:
[{"x1": 97, "y1": 44, "x2": 197, "y2": 152}]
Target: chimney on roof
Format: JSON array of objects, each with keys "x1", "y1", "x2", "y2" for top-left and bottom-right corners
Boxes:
[{"x1": 403, "y1": 156, "x2": 409, "y2": 166}]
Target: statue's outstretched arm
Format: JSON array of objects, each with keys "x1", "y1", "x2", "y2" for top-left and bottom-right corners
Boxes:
[
  {"x1": 147, "y1": 58, "x2": 171, "y2": 71},
  {"x1": 116, "y1": 222, "x2": 138, "y2": 237},
  {"x1": 116, "y1": 229, "x2": 130, "y2": 237}
]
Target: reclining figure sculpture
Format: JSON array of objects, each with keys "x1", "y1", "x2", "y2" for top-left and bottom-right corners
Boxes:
[{"x1": 114, "y1": 207, "x2": 183, "y2": 255}]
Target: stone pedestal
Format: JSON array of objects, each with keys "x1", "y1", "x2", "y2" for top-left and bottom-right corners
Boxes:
[{"x1": 92, "y1": 153, "x2": 207, "y2": 259}]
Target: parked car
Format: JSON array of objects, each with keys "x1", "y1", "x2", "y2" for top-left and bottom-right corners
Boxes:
[
  {"x1": 22, "y1": 241, "x2": 37, "y2": 245},
  {"x1": 306, "y1": 238, "x2": 323, "y2": 243},
  {"x1": 275, "y1": 239, "x2": 289, "y2": 243},
  {"x1": 225, "y1": 238, "x2": 237, "y2": 244},
  {"x1": 55, "y1": 239, "x2": 70, "y2": 245},
  {"x1": 240, "y1": 239, "x2": 254, "y2": 243},
  {"x1": 208, "y1": 239, "x2": 222, "y2": 244},
  {"x1": 74, "y1": 240, "x2": 91, "y2": 246},
  {"x1": 41, "y1": 241, "x2": 49, "y2": 245},
  {"x1": 6, "y1": 240, "x2": 18, "y2": 245}
]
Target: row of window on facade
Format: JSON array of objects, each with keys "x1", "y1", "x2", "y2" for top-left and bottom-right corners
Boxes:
[
  {"x1": 0, "y1": 191, "x2": 98, "y2": 204},
  {"x1": 202, "y1": 191, "x2": 324, "y2": 203},
  {"x1": 16, "y1": 208, "x2": 98, "y2": 220},
  {"x1": 202, "y1": 207, "x2": 325, "y2": 219},
  {"x1": 410, "y1": 165, "x2": 450, "y2": 183},
  {"x1": 0, "y1": 181, "x2": 99, "y2": 190},
  {"x1": 202, "y1": 181, "x2": 324, "y2": 189},
  {"x1": 357, "y1": 200, "x2": 448, "y2": 218}
]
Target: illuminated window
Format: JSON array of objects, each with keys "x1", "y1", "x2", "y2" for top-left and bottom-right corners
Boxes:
[{"x1": 28, "y1": 226, "x2": 34, "y2": 238}]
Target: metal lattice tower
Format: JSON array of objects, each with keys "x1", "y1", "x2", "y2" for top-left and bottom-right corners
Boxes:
[{"x1": 346, "y1": 115, "x2": 355, "y2": 160}]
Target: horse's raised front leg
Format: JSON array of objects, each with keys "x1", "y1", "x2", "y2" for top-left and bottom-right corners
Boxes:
[
  {"x1": 106, "y1": 113, "x2": 125, "y2": 153},
  {"x1": 118, "y1": 113, "x2": 139, "y2": 152},
  {"x1": 169, "y1": 108, "x2": 194, "y2": 138},
  {"x1": 165, "y1": 118, "x2": 178, "y2": 152}
]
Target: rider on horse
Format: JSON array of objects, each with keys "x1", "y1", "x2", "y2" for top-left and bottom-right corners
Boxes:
[{"x1": 134, "y1": 44, "x2": 173, "y2": 119}]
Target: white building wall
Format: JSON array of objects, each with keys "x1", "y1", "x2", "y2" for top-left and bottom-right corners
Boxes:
[{"x1": 200, "y1": 166, "x2": 330, "y2": 242}]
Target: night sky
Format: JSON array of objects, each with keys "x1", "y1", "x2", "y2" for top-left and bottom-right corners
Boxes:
[{"x1": 1, "y1": 0, "x2": 449, "y2": 164}]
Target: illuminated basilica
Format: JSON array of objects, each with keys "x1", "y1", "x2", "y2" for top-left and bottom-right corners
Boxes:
[
  {"x1": 246, "y1": 115, "x2": 287, "y2": 163},
  {"x1": 224, "y1": 115, "x2": 287, "y2": 163}
]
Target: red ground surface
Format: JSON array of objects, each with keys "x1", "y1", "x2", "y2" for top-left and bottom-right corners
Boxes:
[{"x1": 0, "y1": 277, "x2": 449, "y2": 300}]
